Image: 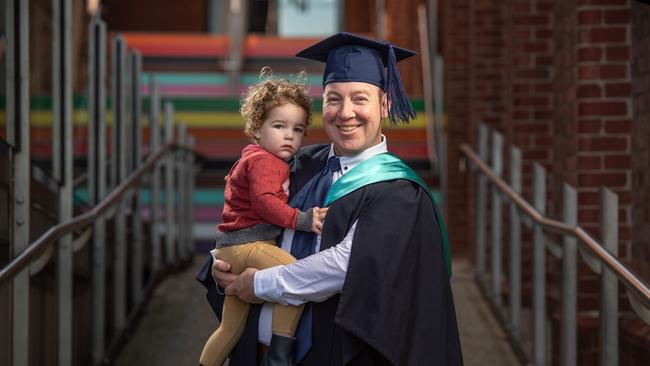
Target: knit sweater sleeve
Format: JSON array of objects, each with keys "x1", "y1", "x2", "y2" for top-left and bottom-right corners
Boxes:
[{"x1": 246, "y1": 154, "x2": 306, "y2": 231}]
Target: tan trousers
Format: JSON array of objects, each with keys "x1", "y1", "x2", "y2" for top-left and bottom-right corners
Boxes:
[{"x1": 199, "y1": 241, "x2": 305, "y2": 366}]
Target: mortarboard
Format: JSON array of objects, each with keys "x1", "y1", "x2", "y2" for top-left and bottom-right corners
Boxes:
[{"x1": 296, "y1": 32, "x2": 417, "y2": 125}]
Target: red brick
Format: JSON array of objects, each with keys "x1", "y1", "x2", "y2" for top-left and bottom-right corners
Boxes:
[
  {"x1": 579, "y1": 208, "x2": 600, "y2": 222},
  {"x1": 577, "y1": 84, "x2": 602, "y2": 98},
  {"x1": 578, "y1": 173, "x2": 627, "y2": 187},
  {"x1": 516, "y1": 69, "x2": 549, "y2": 79},
  {"x1": 580, "y1": 27, "x2": 627, "y2": 43},
  {"x1": 535, "y1": 29, "x2": 552, "y2": 40},
  {"x1": 514, "y1": 96, "x2": 549, "y2": 107},
  {"x1": 535, "y1": 55, "x2": 553, "y2": 66},
  {"x1": 533, "y1": 110, "x2": 552, "y2": 120},
  {"x1": 578, "y1": 47, "x2": 603, "y2": 62},
  {"x1": 578, "y1": 191, "x2": 600, "y2": 205},
  {"x1": 514, "y1": 15, "x2": 550, "y2": 26},
  {"x1": 534, "y1": 83, "x2": 553, "y2": 93},
  {"x1": 536, "y1": 2, "x2": 553, "y2": 12},
  {"x1": 513, "y1": 29, "x2": 531, "y2": 40},
  {"x1": 603, "y1": 9, "x2": 630, "y2": 24},
  {"x1": 578, "y1": 65, "x2": 627, "y2": 80},
  {"x1": 579, "y1": 119, "x2": 603, "y2": 133},
  {"x1": 578, "y1": 0, "x2": 627, "y2": 5},
  {"x1": 606, "y1": 46, "x2": 630, "y2": 61},
  {"x1": 578, "y1": 136, "x2": 629, "y2": 151},
  {"x1": 604, "y1": 119, "x2": 631, "y2": 133},
  {"x1": 578, "y1": 101, "x2": 627, "y2": 116},
  {"x1": 605, "y1": 83, "x2": 632, "y2": 97},
  {"x1": 512, "y1": 84, "x2": 531, "y2": 93},
  {"x1": 605, "y1": 155, "x2": 631, "y2": 169},
  {"x1": 522, "y1": 149, "x2": 550, "y2": 161},
  {"x1": 578, "y1": 10, "x2": 602, "y2": 25},
  {"x1": 522, "y1": 42, "x2": 550, "y2": 53}
]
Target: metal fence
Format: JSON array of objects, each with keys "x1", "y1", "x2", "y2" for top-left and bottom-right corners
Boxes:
[
  {"x1": 460, "y1": 122, "x2": 650, "y2": 366},
  {"x1": 1, "y1": 1, "x2": 198, "y2": 365}
]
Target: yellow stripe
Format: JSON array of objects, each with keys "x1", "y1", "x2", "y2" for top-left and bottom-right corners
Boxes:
[{"x1": 0, "y1": 110, "x2": 445, "y2": 129}]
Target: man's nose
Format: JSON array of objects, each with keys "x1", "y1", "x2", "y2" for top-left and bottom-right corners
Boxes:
[{"x1": 339, "y1": 99, "x2": 355, "y2": 119}]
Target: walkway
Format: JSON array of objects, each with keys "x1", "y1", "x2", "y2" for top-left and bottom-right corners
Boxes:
[{"x1": 113, "y1": 256, "x2": 520, "y2": 366}]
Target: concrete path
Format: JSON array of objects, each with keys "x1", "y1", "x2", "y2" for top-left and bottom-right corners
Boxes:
[{"x1": 113, "y1": 256, "x2": 520, "y2": 366}]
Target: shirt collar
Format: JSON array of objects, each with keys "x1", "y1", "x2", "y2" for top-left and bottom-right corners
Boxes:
[{"x1": 328, "y1": 134, "x2": 388, "y2": 174}]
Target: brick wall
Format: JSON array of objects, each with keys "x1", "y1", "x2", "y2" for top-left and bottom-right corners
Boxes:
[
  {"x1": 631, "y1": 0, "x2": 650, "y2": 283},
  {"x1": 442, "y1": 0, "x2": 648, "y2": 364},
  {"x1": 441, "y1": 0, "x2": 474, "y2": 256}
]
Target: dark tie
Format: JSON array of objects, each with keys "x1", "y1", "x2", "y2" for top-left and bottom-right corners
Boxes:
[{"x1": 288, "y1": 156, "x2": 341, "y2": 362}]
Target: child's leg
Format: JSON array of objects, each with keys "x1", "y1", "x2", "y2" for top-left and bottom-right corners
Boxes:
[
  {"x1": 245, "y1": 241, "x2": 305, "y2": 338},
  {"x1": 199, "y1": 246, "x2": 251, "y2": 366},
  {"x1": 199, "y1": 295, "x2": 250, "y2": 366}
]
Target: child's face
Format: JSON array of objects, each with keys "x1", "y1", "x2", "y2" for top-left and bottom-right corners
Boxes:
[{"x1": 254, "y1": 103, "x2": 307, "y2": 161}]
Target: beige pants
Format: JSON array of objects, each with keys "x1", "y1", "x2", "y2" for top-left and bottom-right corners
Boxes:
[{"x1": 199, "y1": 241, "x2": 304, "y2": 366}]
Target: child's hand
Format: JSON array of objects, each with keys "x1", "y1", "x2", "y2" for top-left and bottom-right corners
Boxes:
[{"x1": 311, "y1": 207, "x2": 329, "y2": 235}]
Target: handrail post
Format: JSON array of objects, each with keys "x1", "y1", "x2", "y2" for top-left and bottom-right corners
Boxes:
[
  {"x1": 508, "y1": 146, "x2": 522, "y2": 337},
  {"x1": 532, "y1": 163, "x2": 547, "y2": 366},
  {"x1": 600, "y1": 188, "x2": 618, "y2": 366},
  {"x1": 475, "y1": 123, "x2": 488, "y2": 279},
  {"x1": 111, "y1": 33, "x2": 128, "y2": 334},
  {"x1": 176, "y1": 123, "x2": 188, "y2": 258},
  {"x1": 129, "y1": 50, "x2": 144, "y2": 304},
  {"x1": 490, "y1": 130, "x2": 504, "y2": 304},
  {"x1": 7, "y1": 0, "x2": 31, "y2": 364},
  {"x1": 53, "y1": 0, "x2": 73, "y2": 364},
  {"x1": 149, "y1": 77, "x2": 162, "y2": 272},
  {"x1": 188, "y1": 136, "x2": 197, "y2": 255},
  {"x1": 561, "y1": 184, "x2": 577, "y2": 366},
  {"x1": 164, "y1": 102, "x2": 176, "y2": 263},
  {"x1": 88, "y1": 17, "x2": 107, "y2": 364}
]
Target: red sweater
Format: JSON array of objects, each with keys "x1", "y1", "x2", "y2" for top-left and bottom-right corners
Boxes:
[{"x1": 218, "y1": 144, "x2": 300, "y2": 232}]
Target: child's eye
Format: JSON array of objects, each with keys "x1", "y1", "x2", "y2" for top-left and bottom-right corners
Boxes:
[
  {"x1": 294, "y1": 127, "x2": 305, "y2": 133},
  {"x1": 273, "y1": 124, "x2": 284, "y2": 129}
]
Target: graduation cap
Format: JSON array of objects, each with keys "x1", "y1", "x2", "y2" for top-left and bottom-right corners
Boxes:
[{"x1": 296, "y1": 32, "x2": 417, "y2": 125}]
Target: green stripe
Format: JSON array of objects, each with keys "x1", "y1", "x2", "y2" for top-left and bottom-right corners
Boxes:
[
  {"x1": 142, "y1": 73, "x2": 229, "y2": 85},
  {"x1": 0, "y1": 96, "x2": 437, "y2": 113},
  {"x1": 74, "y1": 187, "x2": 225, "y2": 205}
]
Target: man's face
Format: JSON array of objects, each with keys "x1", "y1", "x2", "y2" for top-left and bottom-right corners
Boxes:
[{"x1": 322, "y1": 82, "x2": 388, "y2": 156}]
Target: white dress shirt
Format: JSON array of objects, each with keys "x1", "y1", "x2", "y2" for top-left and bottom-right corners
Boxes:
[{"x1": 254, "y1": 137, "x2": 388, "y2": 344}]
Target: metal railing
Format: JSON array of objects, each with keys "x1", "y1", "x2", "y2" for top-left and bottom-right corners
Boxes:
[
  {"x1": 1, "y1": 2, "x2": 200, "y2": 364},
  {"x1": 459, "y1": 123, "x2": 650, "y2": 366}
]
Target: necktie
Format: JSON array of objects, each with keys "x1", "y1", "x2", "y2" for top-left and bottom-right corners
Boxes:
[{"x1": 288, "y1": 156, "x2": 341, "y2": 362}]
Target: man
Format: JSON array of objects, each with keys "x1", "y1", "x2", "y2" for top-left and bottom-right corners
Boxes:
[{"x1": 198, "y1": 32, "x2": 463, "y2": 366}]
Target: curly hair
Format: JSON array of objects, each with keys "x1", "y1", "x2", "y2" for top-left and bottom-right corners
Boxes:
[{"x1": 241, "y1": 67, "x2": 313, "y2": 142}]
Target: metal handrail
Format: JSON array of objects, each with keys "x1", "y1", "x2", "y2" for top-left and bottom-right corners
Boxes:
[
  {"x1": 459, "y1": 143, "x2": 650, "y2": 308},
  {"x1": 0, "y1": 141, "x2": 178, "y2": 285}
]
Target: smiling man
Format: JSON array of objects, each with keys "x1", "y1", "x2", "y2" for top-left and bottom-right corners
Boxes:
[{"x1": 200, "y1": 32, "x2": 463, "y2": 366}]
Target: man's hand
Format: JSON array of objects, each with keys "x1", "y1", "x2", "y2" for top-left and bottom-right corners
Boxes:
[
  {"x1": 211, "y1": 258, "x2": 238, "y2": 289},
  {"x1": 225, "y1": 268, "x2": 264, "y2": 304}
]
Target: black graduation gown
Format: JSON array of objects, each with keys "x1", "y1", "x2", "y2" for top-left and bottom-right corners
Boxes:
[{"x1": 197, "y1": 144, "x2": 463, "y2": 365}]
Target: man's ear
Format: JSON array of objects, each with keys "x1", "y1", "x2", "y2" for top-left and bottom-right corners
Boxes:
[{"x1": 380, "y1": 92, "x2": 391, "y2": 119}]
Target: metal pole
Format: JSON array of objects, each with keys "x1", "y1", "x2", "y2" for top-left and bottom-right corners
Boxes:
[
  {"x1": 53, "y1": 0, "x2": 73, "y2": 365},
  {"x1": 561, "y1": 184, "x2": 577, "y2": 366},
  {"x1": 508, "y1": 146, "x2": 522, "y2": 338},
  {"x1": 164, "y1": 101, "x2": 175, "y2": 263},
  {"x1": 600, "y1": 188, "x2": 618, "y2": 366},
  {"x1": 7, "y1": 0, "x2": 30, "y2": 364},
  {"x1": 490, "y1": 130, "x2": 503, "y2": 304},
  {"x1": 475, "y1": 123, "x2": 488, "y2": 279},
  {"x1": 130, "y1": 51, "x2": 144, "y2": 304},
  {"x1": 176, "y1": 123, "x2": 187, "y2": 257},
  {"x1": 111, "y1": 34, "x2": 128, "y2": 333},
  {"x1": 188, "y1": 135, "x2": 196, "y2": 255},
  {"x1": 149, "y1": 77, "x2": 162, "y2": 272},
  {"x1": 88, "y1": 18, "x2": 107, "y2": 364},
  {"x1": 532, "y1": 163, "x2": 546, "y2": 366}
]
